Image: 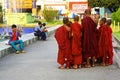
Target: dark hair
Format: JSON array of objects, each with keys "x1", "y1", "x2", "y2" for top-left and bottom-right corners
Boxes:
[
  {"x1": 106, "y1": 19, "x2": 112, "y2": 26},
  {"x1": 74, "y1": 15, "x2": 79, "y2": 21},
  {"x1": 63, "y1": 17, "x2": 69, "y2": 24},
  {"x1": 42, "y1": 23, "x2": 46, "y2": 26},
  {"x1": 38, "y1": 21, "x2": 42, "y2": 25},
  {"x1": 12, "y1": 24, "x2": 17, "y2": 29},
  {"x1": 101, "y1": 18, "x2": 106, "y2": 23}
]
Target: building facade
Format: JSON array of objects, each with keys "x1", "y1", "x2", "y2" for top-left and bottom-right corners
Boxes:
[{"x1": 36, "y1": 0, "x2": 88, "y2": 17}]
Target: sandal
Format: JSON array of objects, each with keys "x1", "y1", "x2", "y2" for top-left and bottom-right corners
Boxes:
[
  {"x1": 21, "y1": 50, "x2": 26, "y2": 54},
  {"x1": 16, "y1": 51, "x2": 20, "y2": 54}
]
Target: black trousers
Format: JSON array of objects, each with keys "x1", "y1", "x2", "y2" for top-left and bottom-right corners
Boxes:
[{"x1": 34, "y1": 31, "x2": 46, "y2": 40}]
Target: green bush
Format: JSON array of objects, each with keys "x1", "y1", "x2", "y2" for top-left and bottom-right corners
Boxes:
[
  {"x1": 116, "y1": 8, "x2": 120, "y2": 21},
  {"x1": 43, "y1": 7, "x2": 58, "y2": 22},
  {"x1": 111, "y1": 8, "x2": 120, "y2": 23}
]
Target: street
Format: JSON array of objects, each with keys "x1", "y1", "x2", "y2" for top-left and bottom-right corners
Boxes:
[{"x1": 0, "y1": 34, "x2": 120, "y2": 80}]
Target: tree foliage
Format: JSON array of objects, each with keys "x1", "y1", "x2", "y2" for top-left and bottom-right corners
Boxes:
[
  {"x1": 88, "y1": 0, "x2": 120, "y2": 12},
  {"x1": 111, "y1": 8, "x2": 120, "y2": 23},
  {"x1": 43, "y1": 7, "x2": 58, "y2": 22}
]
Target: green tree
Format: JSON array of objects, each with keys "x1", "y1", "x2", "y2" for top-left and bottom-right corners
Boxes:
[
  {"x1": 111, "y1": 8, "x2": 120, "y2": 23},
  {"x1": 88, "y1": 0, "x2": 120, "y2": 12},
  {"x1": 43, "y1": 7, "x2": 58, "y2": 22},
  {"x1": 0, "y1": 4, "x2": 3, "y2": 23}
]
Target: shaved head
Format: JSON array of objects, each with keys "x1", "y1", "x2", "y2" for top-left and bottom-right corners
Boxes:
[
  {"x1": 85, "y1": 9, "x2": 91, "y2": 15},
  {"x1": 74, "y1": 15, "x2": 79, "y2": 21}
]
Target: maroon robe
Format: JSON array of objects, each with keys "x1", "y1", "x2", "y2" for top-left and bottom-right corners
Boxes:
[
  {"x1": 54, "y1": 25, "x2": 73, "y2": 67},
  {"x1": 81, "y1": 16, "x2": 98, "y2": 58},
  {"x1": 98, "y1": 24, "x2": 109, "y2": 58},
  {"x1": 107, "y1": 26, "x2": 113, "y2": 64},
  {"x1": 71, "y1": 22, "x2": 82, "y2": 65}
]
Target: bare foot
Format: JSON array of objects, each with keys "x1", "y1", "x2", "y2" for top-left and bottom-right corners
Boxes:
[
  {"x1": 66, "y1": 67, "x2": 70, "y2": 69},
  {"x1": 101, "y1": 63, "x2": 106, "y2": 66},
  {"x1": 91, "y1": 63, "x2": 95, "y2": 67},
  {"x1": 58, "y1": 66, "x2": 64, "y2": 69},
  {"x1": 79, "y1": 65, "x2": 82, "y2": 68},
  {"x1": 72, "y1": 65, "x2": 78, "y2": 69},
  {"x1": 85, "y1": 64, "x2": 91, "y2": 68}
]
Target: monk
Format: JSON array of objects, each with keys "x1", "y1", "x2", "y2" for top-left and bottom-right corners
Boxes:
[
  {"x1": 71, "y1": 15, "x2": 82, "y2": 69},
  {"x1": 81, "y1": 9, "x2": 98, "y2": 68},
  {"x1": 98, "y1": 18, "x2": 109, "y2": 66},
  {"x1": 54, "y1": 17, "x2": 73, "y2": 69},
  {"x1": 106, "y1": 19, "x2": 113, "y2": 65}
]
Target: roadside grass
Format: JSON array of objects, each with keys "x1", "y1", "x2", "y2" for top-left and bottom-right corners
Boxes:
[
  {"x1": 113, "y1": 32, "x2": 120, "y2": 40},
  {"x1": 111, "y1": 25, "x2": 120, "y2": 40},
  {"x1": 0, "y1": 19, "x2": 63, "y2": 28}
]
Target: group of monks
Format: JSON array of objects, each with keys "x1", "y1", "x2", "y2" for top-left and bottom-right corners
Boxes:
[{"x1": 54, "y1": 9, "x2": 113, "y2": 69}]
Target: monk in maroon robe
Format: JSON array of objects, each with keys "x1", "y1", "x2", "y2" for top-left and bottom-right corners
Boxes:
[
  {"x1": 71, "y1": 15, "x2": 82, "y2": 69},
  {"x1": 54, "y1": 17, "x2": 73, "y2": 69},
  {"x1": 106, "y1": 19, "x2": 113, "y2": 65},
  {"x1": 81, "y1": 9, "x2": 98, "y2": 68},
  {"x1": 98, "y1": 18, "x2": 109, "y2": 66}
]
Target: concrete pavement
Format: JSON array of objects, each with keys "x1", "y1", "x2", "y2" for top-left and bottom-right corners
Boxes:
[{"x1": 0, "y1": 34, "x2": 120, "y2": 80}]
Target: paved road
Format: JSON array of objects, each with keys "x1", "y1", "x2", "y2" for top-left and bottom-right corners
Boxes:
[{"x1": 0, "y1": 34, "x2": 120, "y2": 80}]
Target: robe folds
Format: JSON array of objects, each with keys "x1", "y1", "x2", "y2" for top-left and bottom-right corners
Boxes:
[
  {"x1": 97, "y1": 25, "x2": 109, "y2": 58},
  {"x1": 107, "y1": 26, "x2": 113, "y2": 64},
  {"x1": 54, "y1": 25, "x2": 73, "y2": 67},
  {"x1": 82, "y1": 16, "x2": 98, "y2": 58},
  {"x1": 71, "y1": 22, "x2": 82, "y2": 65}
]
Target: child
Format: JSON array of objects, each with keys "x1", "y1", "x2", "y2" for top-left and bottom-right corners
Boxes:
[
  {"x1": 71, "y1": 15, "x2": 82, "y2": 69},
  {"x1": 8, "y1": 24, "x2": 25, "y2": 54},
  {"x1": 98, "y1": 18, "x2": 109, "y2": 66},
  {"x1": 106, "y1": 19, "x2": 113, "y2": 65},
  {"x1": 42, "y1": 23, "x2": 48, "y2": 37},
  {"x1": 55, "y1": 17, "x2": 73, "y2": 69}
]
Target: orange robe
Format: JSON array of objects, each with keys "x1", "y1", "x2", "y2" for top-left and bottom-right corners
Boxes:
[
  {"x1": 98, "y1": 24, "x2": 109, "y2": 58},
  {"x1": 107, "y1": 26, "x2": 113, "y2": 64},
  {"x1": 54, "y1": 25, "x2": 73, "y2": 67},
  {"x1": 71, "y1": 22, "x2": 82, "y2": 65}
]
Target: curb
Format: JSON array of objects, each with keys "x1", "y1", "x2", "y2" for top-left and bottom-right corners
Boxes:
[
  {"x1": 113, "y1": 49, "x2": 120, "y2": 68},
  {"x1": 113, "y1": 34, "x2": 120, "y2": 45},
  {"x1": 113, "y1": 35, "x2": 120, "y2": 68}
]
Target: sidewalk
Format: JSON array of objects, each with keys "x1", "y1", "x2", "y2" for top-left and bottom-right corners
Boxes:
[{"x1": 0, "y1": 25, "x2": 60, "y2": 59}]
